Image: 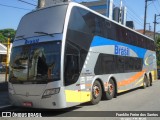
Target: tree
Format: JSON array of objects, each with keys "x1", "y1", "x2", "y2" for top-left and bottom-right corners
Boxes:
[
  {"x1": 0, "y1": 29, "x2": 16, "y2": 43},
  {"x1": 0, "y1": 33, "x2": 6, "y2": 43},
  {"x1": 156, "y1": 36, "x2": 160, "y2": 68}
]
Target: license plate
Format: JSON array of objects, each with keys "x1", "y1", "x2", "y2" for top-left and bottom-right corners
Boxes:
[{"x1": 23, "y1": 102, "x2": 33, "y2": 107}]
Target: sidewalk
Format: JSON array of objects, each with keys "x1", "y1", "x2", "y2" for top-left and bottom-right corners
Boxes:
[{"x1": 0, "y1": 74, "x2": 10, "y2": 108}]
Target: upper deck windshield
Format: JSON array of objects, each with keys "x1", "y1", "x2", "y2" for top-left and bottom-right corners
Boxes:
[
  {"x1": 15, "y1": 5, "x2": 68, "y2": 38},
  {"x1": 9, "y1": 41, "x2": 61, "y2": 84}
]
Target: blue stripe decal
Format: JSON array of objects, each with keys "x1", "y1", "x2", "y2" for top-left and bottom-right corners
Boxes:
[{"x1": 91, "y1": 36, "x2": 147, "y2": 58}]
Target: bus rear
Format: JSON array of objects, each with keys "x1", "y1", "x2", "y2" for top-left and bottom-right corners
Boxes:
[{"x1": 8, "y1": 4, "x2": 69, "y2": 109}]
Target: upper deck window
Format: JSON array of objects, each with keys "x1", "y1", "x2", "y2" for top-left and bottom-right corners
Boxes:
[{"x1": 16, "y1": 5, "x2": 68, "y2": 38}]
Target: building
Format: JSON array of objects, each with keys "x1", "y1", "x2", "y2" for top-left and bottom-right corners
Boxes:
[
  {"x1": 0, "y1": 43, "x2": 7, "y2": 64},
  {"x1": 136, "y1": 29, "x2": 160, "y2": 40},
  {"x1": 81, "y1": 0, "x2": 127, "y2": 25},
  {"x1": 126, "y1": 21, "x2": 135, "y2": 29},
  {"x1": 81, "y1": 0, "x2": 113, "y2": 19}
]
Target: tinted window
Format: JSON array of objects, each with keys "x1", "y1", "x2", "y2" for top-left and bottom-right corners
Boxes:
[{"x1": 94, "y1": 54, "x2": 143, "y2": 75}]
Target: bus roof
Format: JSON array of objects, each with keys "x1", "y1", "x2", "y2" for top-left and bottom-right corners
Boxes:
[
  {"x1": 69, "y1": 2, "x2": 154, "y2": 41},
  {"x1": 17, "y1": 1, "x2": 154, "y2": 42}
]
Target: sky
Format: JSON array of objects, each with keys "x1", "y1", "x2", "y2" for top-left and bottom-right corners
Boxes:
[{"x1": 0, "y1": 0, "x2": 160, "y2": 32}]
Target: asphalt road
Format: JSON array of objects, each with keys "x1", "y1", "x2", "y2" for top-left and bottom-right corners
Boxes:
[{"x1": 1, "y1": 80, "x2": 160, "y2": 120}]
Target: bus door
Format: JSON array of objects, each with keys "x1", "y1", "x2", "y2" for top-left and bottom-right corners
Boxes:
[{"x1": 64, "y1": 54, "x2": 82, "y2": 103}]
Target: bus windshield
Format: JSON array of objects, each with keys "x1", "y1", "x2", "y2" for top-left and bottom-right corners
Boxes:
[
  {"x1": 9, "y1": 41, "x2": 61, "y2": 84},
  {"x1": 15, "y1": 5, "x2": 68, "y2": 38}
]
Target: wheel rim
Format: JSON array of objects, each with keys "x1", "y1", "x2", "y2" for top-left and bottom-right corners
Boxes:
[
  {"x1": 108, "y1": 83, "x2": 114, "y2": 96},
  {"x1": 93, "y1": 85, "x2": 100, "y2": 98}
]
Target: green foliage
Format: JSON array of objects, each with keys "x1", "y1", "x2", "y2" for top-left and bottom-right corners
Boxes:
[
  {"x1": 0, "y1": 33, "x2": 6, "y2": 43},
  {"x1": 0, "y1": 29, "x2": 16, "y2": 43},
  {"x1": 156, "y1": 36, "x2": 160, "y2": 67}
]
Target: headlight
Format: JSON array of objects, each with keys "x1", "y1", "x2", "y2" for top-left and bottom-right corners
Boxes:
[{"x1": 42, "y1": 88, "x2": 60, "y2": 98}]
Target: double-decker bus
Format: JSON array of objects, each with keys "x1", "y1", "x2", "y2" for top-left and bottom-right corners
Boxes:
[{"x1": 8, "y1": 2, "x2": 157, "y2": 109}]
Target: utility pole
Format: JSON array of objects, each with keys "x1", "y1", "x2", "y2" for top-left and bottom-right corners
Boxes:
[
  {"x1": 143, "y1": 0, "x2": 153, "y2": 35},
  {"x1": 154, "y1": 14, "x2": 157, "y2": 41},
  {"x1": 5, "y1": 33, "x2": 10, "y2": 82},
  {"x1": 146, "y1": 23, "x2": 151, "y2": 31},
  {"x1": 153, "y1": 14, "x2": 160, "y2": 42},
  {"x1": 143, "y1": 0, "x2": 147, "y2": 35}
]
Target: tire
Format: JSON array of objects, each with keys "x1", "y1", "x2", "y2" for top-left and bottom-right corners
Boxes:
[
  {"x1": 90, "y1": 81, "x2": 102, "y2": 105},
  {"x1": 150, "y1": 80, "x2": 152, "y2": 86},
  {"x1": 143, "y1": 75, "x2": 147, "y2": 89},
  {"x1": 147, "y1": 77, "x2": 151, "y2": 87},
  {"x1": 149, "y1": 74, "x2": 152, "y2": 86},
  {"x1": 105, "y1": 79, "x2": 115, "y2": 100}
]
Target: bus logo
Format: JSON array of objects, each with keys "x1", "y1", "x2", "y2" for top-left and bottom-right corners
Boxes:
[
  {"x1": 115, "y1": 45, "x2": 130, "y2": 56},
  {"x1": 25, "y1": 39, "x2": 39, "y2": 45}
]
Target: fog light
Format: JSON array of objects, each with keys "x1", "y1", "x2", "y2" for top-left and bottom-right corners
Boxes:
[{"x1": 42, "y1": 88, "x2": 60, "y2": 98}]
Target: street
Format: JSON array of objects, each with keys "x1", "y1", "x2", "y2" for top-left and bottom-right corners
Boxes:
[{"x1": 0, "y1": 80, "x2": 160, "y2": 120}]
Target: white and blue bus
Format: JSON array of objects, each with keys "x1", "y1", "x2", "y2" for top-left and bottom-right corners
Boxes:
[{"x1": 8, "y1": 2, "x2": 157, "y2": 109}]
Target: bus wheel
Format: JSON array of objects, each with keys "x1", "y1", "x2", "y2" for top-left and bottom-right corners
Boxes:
[
  {"x1": 90, "y1": 80, "x2": 102, "y2": 105},
  {"x1": 143, "y1": 75, "x2": 147, "y2": 89},
  {"x1": 149, "y1": 74, "x2": 152, "y2": 86},
  {"x1": 105, "y1": 79, "x2": 115, "y2": 100},
  {"x1": 147, "y1": 77, "x2": 151, "y2": 87}
]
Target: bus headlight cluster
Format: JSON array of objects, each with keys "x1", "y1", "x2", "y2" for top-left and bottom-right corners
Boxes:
[{"x1": 42, "y1": 88, "x2": 60, "y2": 98}]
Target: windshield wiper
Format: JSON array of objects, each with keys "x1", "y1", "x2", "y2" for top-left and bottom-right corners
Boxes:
[
  {"x1": 34, "y1": 31, "x2": 54, "y2": 37},
  {"x1": 15, "y1": 35, "x2": 28, "y2": 40}
]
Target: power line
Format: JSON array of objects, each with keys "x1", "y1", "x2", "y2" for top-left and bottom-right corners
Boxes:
[
  {"x1": 126, "y1": 12, "x2": 144, "y2": 27},
  {"x1": 127, "y1": 11, "x2": 143, "y2": 25},
  {"x1": 126, "y1": 9, "x2": 143, "y2": 24},
  {"x1": 123, "y1": 0, "x2": 143, "y2": 22},
  {"x1": 127, "y1": 15, "x2": 143, "y2": 28},
  {"x1": 152, "y1": 1, "x2": 160, "y2": 14},
  {"x1": 114, "y1": 1, "x2": 141, "y2": 21},
  {"x1": 0, "y1": 3, "x2": 31, "y2": 10},
  {"x1": 157, "y1": 0, "x2": 160, "y2": 9},
  {"x1": 30, "y1": 0, "x2": 37, "y2": 3},
  {"x1": 27, "y1": 0, "x2": 37, "y2": 4},
  {"x1": 114, "y1": 0, "x2": 144, "y2": 28},
  {"x1": 18, "y1": 0, "x2": 36, "y2": 6}
]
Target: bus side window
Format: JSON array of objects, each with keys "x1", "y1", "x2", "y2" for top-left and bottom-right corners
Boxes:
[{"x1": 64, "y1": 55, "x2": 79, "y2": 86}]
